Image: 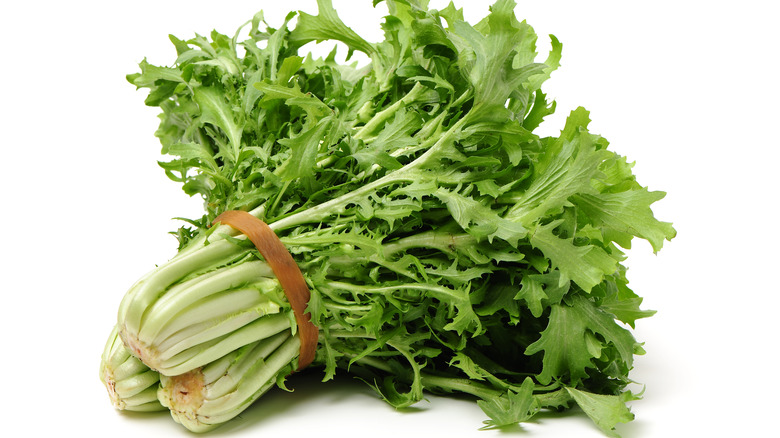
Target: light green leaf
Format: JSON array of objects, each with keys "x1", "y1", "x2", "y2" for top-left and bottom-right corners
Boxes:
[
  {"x1": 524, "y1": 34, "x2": 562, "y2": 91},
  {"x1": 523, "y1": 90, "x2": 556, "y2": 131},
  {"x1": 128, "y1": 59, "x2": 185, "y2": 87},
  {"x1": 352, "y1": 110, "x2": 422, "y2": 171},
  {"x1": 505, "y1": 112, "x2": 607, "y2": 226},
  {"x1": 596, "y1": 271, "x2": 656, "y2": 329},
  {"x1": 525, "y1": 299, "x2": 595, "y2": 385},
  {"x1": 447, "y1": 0, "x2": 552, "y2": 125},
  {"x1": 254, "y1": 80, "x2": 331, "y2": 120},
  {"x1": 574, "y1": 189, "x2": 676, "y2": 252},
  {"x1": 193, "y1": 86, "x2": 243, "y2": 165},
  {"x1": 289, "y1": 0, "x2": 375, "y2": 57},
  {"x1": 529, "y1": 220, "x2": 617, "y2": 292},
  {"x1": 165, "y1": 142, "x2": 219, "y2": 173},
  {"x1": 276, "y1": 116, "x2": 334, "y2": 181},
  {"x1": 515, "y1": 275, "x2": 547, "y2": 318},
  {"x1": 525, "y1": 295, "x2": 637, "y2": 385},
  {"x1": 434, "y1": 187, "x2": 527, "y2": 246},
  {"x1": 565, "y1": 387, "x2": 634, "y2": 438},
  {"x1": 449, "y1": 352, "x2": 490, "y2": 381},
  {"x1": 478, "y1": 377, "x2": 540, "y2": 428},
  {"x1": 243, "y1": 70, "x2": 266, "y2": 114}
]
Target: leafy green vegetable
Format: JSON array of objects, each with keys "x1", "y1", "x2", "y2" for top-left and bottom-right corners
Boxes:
[{"x1": 103, "y1": 0, "x2": 675, "y2": 435}]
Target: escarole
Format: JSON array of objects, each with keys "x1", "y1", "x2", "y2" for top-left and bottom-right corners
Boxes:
[{"x1": 101, "y1": 0, "x2": 675, "y2": 436}]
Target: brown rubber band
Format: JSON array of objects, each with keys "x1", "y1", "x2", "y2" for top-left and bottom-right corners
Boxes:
[{"x1": 212, "y1": 210, "x2": 318, "y2": 371}]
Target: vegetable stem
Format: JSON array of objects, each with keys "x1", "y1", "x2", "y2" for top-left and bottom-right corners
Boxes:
[{"x1": 268, "y1": 115, "x2": 469, "y2": 231}]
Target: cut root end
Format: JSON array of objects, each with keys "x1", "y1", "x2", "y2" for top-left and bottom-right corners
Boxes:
[
  {"x1": 100, "y1": 366, "x2": 124, "y2": 410},
  {"x1": 119, "y1": 327, "x2": 161, "y2": 372},
  {"x1": 169, "y1": 369, "x2": 206, "y2": 412},
  {"x1": 159, "y1": 368, "x2": 216, "y2": 432}
]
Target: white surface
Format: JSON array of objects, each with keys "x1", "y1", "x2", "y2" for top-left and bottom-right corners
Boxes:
[{"x1": 1, "y1": 0, "x2": 778, "y2": 436}]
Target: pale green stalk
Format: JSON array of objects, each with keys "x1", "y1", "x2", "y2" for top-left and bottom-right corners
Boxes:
[
  {"x1": 267, "y1": 115, "x2": 470, "y2": 232},
  {"x1": 99, "y1": 326, "x2": 165, "y2": 412},
  {"x1": 324, "y1": 280, "x2": 467, "y2": 304},
  {"x1": 116, "y1": 231, "x2": 295, "y2": 376},
  {"x1": 158, "y1": 331, "x2": 300, "y2": 432},
  {"x1": 381, "y1": 228, "x2": 477, "y2": 255},
  {"x1": 315, "y1": 82, "x2": 439, "y2": 172},
  {"x1": 353, "y1": 82, "x2": 427, "y2": 140},
  {"x1": 135, "y1": 261, "x2": 274, "y2": 342},
  {"x1": 118, "y1": 238, "x2": 251, "y2": 335},
  {"x1": 152, "y1": 312, "x2": 292, "y2": 376}
]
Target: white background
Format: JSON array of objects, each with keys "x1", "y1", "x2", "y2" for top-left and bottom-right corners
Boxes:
[{"x1": 1, "y1": 0, "x2": 778, "y2": 436}]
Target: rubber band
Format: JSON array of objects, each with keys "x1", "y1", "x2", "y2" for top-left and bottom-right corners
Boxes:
[{"x1": 212, "y1": 210, "x2": 318, "y2": 370}]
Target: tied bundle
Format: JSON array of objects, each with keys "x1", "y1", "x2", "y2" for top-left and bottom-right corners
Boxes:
[{"x1": 100, "y1": 1, "x2": 675, "y2": 436}]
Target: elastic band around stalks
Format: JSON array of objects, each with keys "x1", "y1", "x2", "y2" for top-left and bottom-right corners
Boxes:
[{"x1": 212, "y1": 210, "x2": 318, "y2": 370}]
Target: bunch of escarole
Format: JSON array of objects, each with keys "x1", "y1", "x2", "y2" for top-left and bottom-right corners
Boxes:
[{"x1": 100, "y1": 0, "x2": 675, "y2": 436}]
